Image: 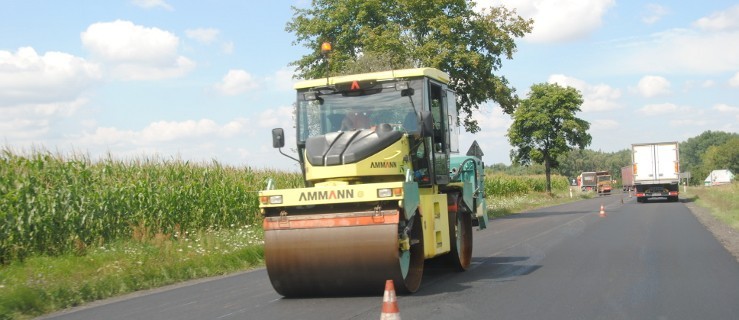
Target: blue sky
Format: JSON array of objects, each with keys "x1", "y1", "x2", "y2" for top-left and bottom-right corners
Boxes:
[{"x1": 2, "y1": 0, "x2": 738, "y2": 171}]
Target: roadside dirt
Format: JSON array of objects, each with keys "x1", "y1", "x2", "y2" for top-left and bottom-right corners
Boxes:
[{"x1": 684, "y1": 200, "x2": 739, "y2": 263}]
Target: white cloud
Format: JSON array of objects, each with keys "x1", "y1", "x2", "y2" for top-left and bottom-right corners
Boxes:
[
  {"x1": 222, "y1": 41, "x2": 235, "y2": 54},
  {"x1": 109, "y1": 57, "x2": 195, "y2": 81},
  {"x1": 213, "y1": 69, "x2": 259, "y2": 95},
  {"x1": 0, "y1": 47, "x2": 101, "y2": 107},
  {"x1": 186, "y1": 28, "x2": 220, "y2": 44},
  {"x1": 81, "y1": 20, "x2": 194, "y2": 80},
  {"x1": 0, "y1": 98, "x2": 89, "y2": 141},
  {"x1": 613, "y1": 28, "x2": 739, "y2": 74},
  {"x1": 693, "y1": 5, "x2": 739, "y2": 31},
  {"x1": 131, "y1": 0, "x2": 173, "y2": 11},
  {"x1": 670, "y1": 118, "x2": 708, "y2": 127},
  {"x1": 613, "y1": 6, "x2": 739, "y2": 75},
  {"x1": 642, "y1": 4, "x2": 669, "y2": 25},
  {"x1": 478, "y1": 0, "x2": 615, "y2": 43},
  {"x1": 730, "y1": 72, "x2": 739, "y2": 87},
  {"x1": 459, "y1": 105, "x2": 513, "y2": 164},
  {"x1": 259, "y1": 106, "x2": 296, "y2": 129},
  {"x1": 590, "y1": 119, "x2": 619, "y2": 130},
  {"x1": 0, "y1": 48, "x2": 98, "y2": 143},
  {"x1": 547, "y1": 74, "x2": 621, "y2": 112},
  {"x1": 636, "y1": 75, "x2": 671, "y2": 97},
  {"x1": 713, "y1": 103, "x2": 739, "y2": 114},
  {"x1": 82, "y1": 20, "x2": 176, "y2": 63},
  {"x1": 472, "y1": 105, "x2": 512, "y2": 131},
  {"x1": 265, "y1": 67, "x2": 298, "y2": 92},
  {"x1": 80, "y1": 118, "x2": 252, "y2": 146},
  {"x1": 638, "y1": 103, "x2": 678, "y2": 116},
  {"x1": 61, "y1": 117, "x2": 281, "y2": 167}
]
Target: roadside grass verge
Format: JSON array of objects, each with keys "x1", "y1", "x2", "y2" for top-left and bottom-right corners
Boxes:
[
  {"x1": 487, "y1": 188, "x2": 593, "y2": 219},
  {"x1": 684, "y1": 182, "x2": 739, "y2": 230},
  {"x1": 0, "y1": 226, "x2": 264, "y2": 320}
]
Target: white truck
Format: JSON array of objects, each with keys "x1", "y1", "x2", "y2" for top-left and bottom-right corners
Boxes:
[{"x1": 631, "y1": 142, "x2": 680, "y2": 203}]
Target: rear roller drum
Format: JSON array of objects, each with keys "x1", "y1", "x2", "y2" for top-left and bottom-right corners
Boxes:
[
  {"x1": 445, "y1": 194, "x2": 472, "y2": 271},
  {"x1": 394, "y1": 213, "x2": 424, "y2": 293}
]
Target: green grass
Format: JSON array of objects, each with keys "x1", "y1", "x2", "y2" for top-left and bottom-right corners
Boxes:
[
  {"x1": 487, "y1": 188, "x2": 593, "y2": 219},
  {"x1": 0, "y1": 226, "x2": 264, "y2": 319},
  {"x1": 683, "y1": 182, "x2": 739, "y2": 230}
]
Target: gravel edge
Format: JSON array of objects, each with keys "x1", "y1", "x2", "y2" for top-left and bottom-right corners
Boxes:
[{"x1": 684, "y1": 200, "x2": 739, "y2": 263}]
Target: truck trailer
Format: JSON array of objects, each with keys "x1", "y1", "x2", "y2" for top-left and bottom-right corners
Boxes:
[
  {"x1": 258, "y1": 68, "x2": 488, "y2": 296},
  {"x1": 578, "y1": 171, "x2": 597, "y2": 192},
  {"x1": 621, "y1": 165, "x2": 634, "y2": 192},
  {"x1": 632, "y1": 141, "x2": 680, "y2": 202}
]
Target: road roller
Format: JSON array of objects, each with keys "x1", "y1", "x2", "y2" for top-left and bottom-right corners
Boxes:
[{"x1": 258, "y1": 68, "x2": 488, "y2": 297}]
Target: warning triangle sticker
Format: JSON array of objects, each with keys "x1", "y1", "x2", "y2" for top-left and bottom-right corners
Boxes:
[{"x1": 350, "y1": 80, "x2": 360, "y2": 90}]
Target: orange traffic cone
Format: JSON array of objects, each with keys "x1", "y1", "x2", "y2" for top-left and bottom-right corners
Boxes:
[
  {"x1": 381, "y1": 280, "x2": 401, "y2": 320},
  {"x1": 599, "y1": 204, "x2": 606, "y2": 217}
]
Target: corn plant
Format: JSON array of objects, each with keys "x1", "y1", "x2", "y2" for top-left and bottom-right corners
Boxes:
[
  {"x1": 485, "y1": 173, "x2": 570, "y2": 197},
  {"x1": 0, "y1": 148, "x2": 302, "y2": 264}
]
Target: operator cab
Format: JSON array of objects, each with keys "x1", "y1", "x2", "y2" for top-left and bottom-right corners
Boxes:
[{"x1": 271, "y1": 68, "x2": 460, "y2": 186}]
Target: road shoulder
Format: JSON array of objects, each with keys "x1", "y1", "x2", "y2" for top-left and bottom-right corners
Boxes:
[{"x1": 685, "y1": 200, "x2": 739, "y2": 263}]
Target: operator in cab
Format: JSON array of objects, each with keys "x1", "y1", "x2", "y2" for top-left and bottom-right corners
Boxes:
[{"x1": 341, "y1": 111, "x2": 372, "y2": 130}]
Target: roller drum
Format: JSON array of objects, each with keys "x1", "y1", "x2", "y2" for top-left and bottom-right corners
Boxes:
[{"x1": 264, "y1": 212, "x2": 423, "y2": 297}]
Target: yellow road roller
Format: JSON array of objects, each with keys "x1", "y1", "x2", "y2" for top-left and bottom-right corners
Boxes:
[{"x1": 259, "y1": 68, "x2": 488, "y2": 296}]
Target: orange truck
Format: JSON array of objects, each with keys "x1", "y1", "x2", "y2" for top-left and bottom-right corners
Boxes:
[{"x1": 595, "y1": 171, "x2": 612, "y2": 195}]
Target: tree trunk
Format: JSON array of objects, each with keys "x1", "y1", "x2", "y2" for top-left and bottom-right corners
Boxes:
[{"x1": 544, "y1": 153, "x2": 552, "y2": 194}]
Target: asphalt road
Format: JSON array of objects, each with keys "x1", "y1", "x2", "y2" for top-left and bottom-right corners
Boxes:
[{"x1": 43, "y1": 194, "x2": 739, "y2": 320}]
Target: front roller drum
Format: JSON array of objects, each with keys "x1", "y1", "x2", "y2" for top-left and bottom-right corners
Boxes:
[{"x1": 264, "y1": 213, "x2": 424, "y2": 297}]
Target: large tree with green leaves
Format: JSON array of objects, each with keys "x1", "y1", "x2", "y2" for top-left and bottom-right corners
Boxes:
[
  {"x1": 286, "y1": 0, "x2": 533, "y2": 133},
  {"x1": 679, "y1": 130, "x2": 739, "y2": 184},
  {"x1": 698, "y1": 136, "x2": 739, "y2": 182},
  {"x1": 507, "y1": 83, "x2": 592, "y2": 193}
]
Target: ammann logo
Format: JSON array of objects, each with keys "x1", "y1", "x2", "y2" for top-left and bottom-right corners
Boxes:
[
  {"x1": 299, "y1": 189, "x2": 355, "y2": 201},
  {"x1": 370, "y1": 161, "x2": 397, "y2": 168}
]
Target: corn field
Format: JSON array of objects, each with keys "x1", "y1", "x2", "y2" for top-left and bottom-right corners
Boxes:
[
  {"x1": 0, "y1": 149, "x2": 303, "y2": 264},
  {"x1": 485, "y1": 173, "x2": 570, "y2": 197}
]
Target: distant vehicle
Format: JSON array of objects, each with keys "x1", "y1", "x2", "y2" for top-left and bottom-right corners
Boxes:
[
  {"x1": 578, "y1": 171, "x2": 597, "y2": 191},
  {"x1": 621, "y1": 165, "x2": 634, "y2": 192},
  {"x1": 595, "y1": 171, "x2": 612, "y2": 195},
  {"x1": 632, "y1": 142, "x2": 680, "y2": 203},
  {"x1": 704, "y1": 169, "x2": 735, "y2": 186}
]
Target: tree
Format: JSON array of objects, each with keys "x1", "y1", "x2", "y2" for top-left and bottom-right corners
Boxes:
[
  {"x1": 680, "y1": 131, "x2": 739, "y2": 184},
  {"x1": 286, "y1": 0, "x2": 533, "y2": 133},
  {"x1": 555, "y1": 148, "x2": 630, "y2": 182},
  {"x1": 507, "y1": 83, "x2": 592, "y2": 193},
  {"x1": 698, "y1": 136, "x2": 739, "y2": 181}
]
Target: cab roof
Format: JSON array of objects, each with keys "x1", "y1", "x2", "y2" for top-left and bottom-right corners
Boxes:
[{"x1": 294, "y1": 68, "x2": 450, "y2": 90}]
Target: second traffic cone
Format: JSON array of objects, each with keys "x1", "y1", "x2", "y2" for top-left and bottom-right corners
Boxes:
[
  {"x1": 599, "y1": 204, "x2": 606, "y2": 217},
  {"x1": 381, "y1": 280, "x2": 401, "y2": 320}
]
